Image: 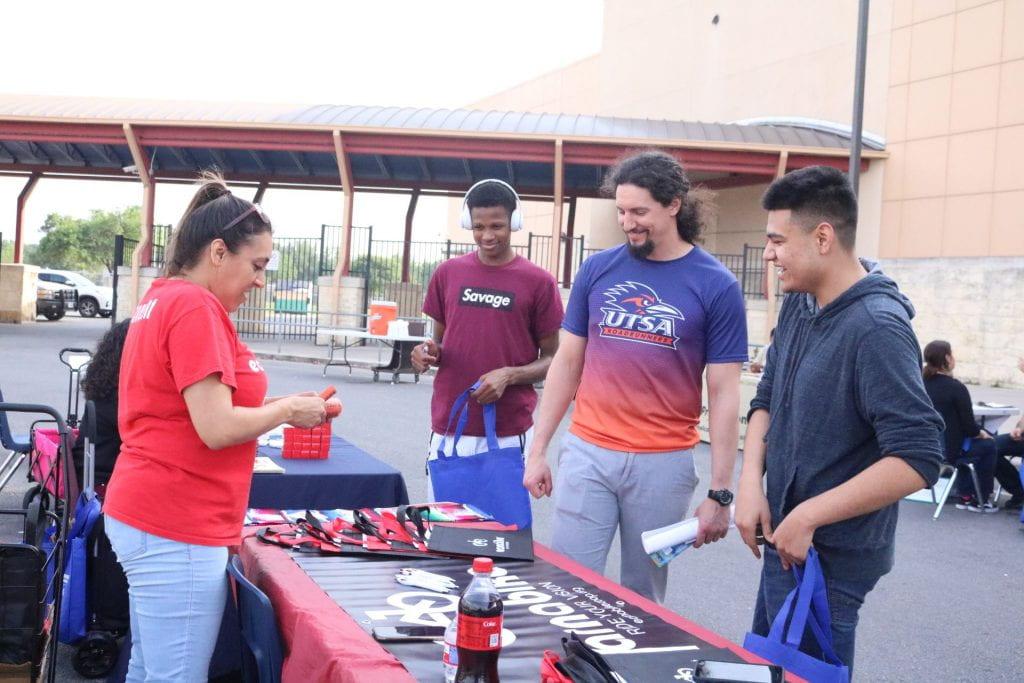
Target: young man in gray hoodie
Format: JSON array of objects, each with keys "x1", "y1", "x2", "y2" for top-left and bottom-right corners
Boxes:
[{"x1": 735, "y1": 166, "x2": 944, "y2": 674}]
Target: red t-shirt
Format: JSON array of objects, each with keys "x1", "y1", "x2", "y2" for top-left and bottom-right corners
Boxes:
[
  {"x1": 104, "y1": 279, "x2": 268, "y2": 546},
  {"x1": 423, "y1": 253, "x2": 564, "y2": 437}
]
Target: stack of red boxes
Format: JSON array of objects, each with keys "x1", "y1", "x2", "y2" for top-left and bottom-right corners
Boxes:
[
  {"x1": 281, "y1": 385, "x2": 342, "y2": 460},
  {"x1": 281, "y1": 423, "x2": 331, "y2": 460}
]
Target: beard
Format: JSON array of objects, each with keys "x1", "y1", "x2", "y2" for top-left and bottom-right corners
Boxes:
[{"x1": 627, "y1": 238, "x2": 655, "y2": 259}]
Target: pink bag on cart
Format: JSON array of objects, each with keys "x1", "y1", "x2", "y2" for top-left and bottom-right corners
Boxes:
[{"x1": 32, "y1": 427, "x2": 78, "y2": 497}]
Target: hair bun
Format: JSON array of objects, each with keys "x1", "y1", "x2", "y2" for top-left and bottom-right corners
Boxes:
[{"x1": 191, "y1": 171, "x2": 232, "y2": 210}]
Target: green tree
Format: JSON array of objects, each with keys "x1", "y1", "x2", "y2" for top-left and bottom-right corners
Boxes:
[{"x1": 29, "y1": 207, "x2": 141, "y2": 273}]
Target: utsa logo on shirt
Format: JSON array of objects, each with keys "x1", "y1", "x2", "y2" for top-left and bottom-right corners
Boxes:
[
  {"x1": 598, "y1": 281, "x2": 684, "y2": 349},
  {"x1": 459, "y1": 286, "x2": 515, "y2": 311}
]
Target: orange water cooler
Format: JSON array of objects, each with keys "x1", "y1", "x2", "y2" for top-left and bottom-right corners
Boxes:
[{"x1": 368, "y1": 300, "x2": 398, "y2": 336}]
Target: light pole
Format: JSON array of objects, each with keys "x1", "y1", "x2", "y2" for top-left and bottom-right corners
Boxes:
[{"x1": 849, "y1": 0, "x2": 870, "y2": 197}]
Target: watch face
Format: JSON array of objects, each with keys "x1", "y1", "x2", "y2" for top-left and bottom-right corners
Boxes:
[{"x1": 710, "y1": 489, "x2": 734, "y2": 505}]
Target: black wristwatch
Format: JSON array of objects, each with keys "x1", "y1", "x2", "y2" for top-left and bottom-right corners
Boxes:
[{"x1": 707, "y1": 488, "x2": 734, "y2": 506}]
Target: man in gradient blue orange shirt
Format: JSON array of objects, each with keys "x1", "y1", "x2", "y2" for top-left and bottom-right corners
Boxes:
[{"x1": 524, "y1": 150, "x2": 748, "y2": 602}]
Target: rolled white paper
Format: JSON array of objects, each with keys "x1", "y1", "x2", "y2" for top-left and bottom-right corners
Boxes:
[{"x1": 641, "y1": 505, "x2": 736, "y2": 555}]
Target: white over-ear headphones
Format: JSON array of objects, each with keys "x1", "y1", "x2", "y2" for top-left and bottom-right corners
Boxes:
[{"x1": 460, "y1": 178, "x2": 524, "y2": 231}]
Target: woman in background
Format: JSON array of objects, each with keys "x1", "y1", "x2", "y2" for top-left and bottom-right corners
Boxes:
[{"x1": 922, "y1": 340, "x2": 998, "y2": 512}]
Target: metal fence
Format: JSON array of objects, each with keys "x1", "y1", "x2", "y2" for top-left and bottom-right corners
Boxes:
[
  {"x1": 234, "y1": 235, "x2": 328, "y2": 339},
  {"x1": 715, "y1": 244, "x2": 780, "y2": 300},
  {"x1": 112, "y1": 222, "x2": 776, "y2": 337}
]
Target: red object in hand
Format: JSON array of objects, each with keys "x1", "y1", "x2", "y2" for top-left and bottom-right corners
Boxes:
[
  {"x1": 281, "y1": 423, "x2": 331, "y2": 459},
  {"x1": 320, "y1": 385, "x2": 343, "y2": 419}
]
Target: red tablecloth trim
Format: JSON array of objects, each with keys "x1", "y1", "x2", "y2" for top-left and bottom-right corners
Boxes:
[{"x1": 239, "y1": 530, "x2": 416, "y2": 683}]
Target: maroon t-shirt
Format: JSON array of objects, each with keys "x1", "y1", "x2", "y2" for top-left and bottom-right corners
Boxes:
[{"x1": 423, "y1": 252, "x2": 564, "y2": 437}]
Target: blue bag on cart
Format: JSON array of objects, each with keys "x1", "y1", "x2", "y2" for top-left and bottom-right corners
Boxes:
[
  {"x1": 429, "y1": 381, "x2": 532, "y2": 529},
  {"x1": 743, "y1": 548, "x2": 849, "y2": 683},
  {"x1": 58, "y1": 492, "x2": 101, "y2": 644}
]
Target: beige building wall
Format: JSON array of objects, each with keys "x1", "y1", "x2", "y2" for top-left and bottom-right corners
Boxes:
[
  {"x1": 881, "y1": 0, "x2": 1024, "y2": 259},
  {"x1": 597, "y1": 0, "x2": 892, "y2": 132}
]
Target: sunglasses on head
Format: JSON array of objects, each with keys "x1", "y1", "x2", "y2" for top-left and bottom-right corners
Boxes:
[{"x1": 219, "y1": 203, "x2": 269, "y2": 233}]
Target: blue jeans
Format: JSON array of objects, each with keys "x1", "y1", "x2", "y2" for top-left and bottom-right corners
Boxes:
[
  {"x1": 105, "y1": 515, "x2": 228, "y2": 682},
  {"x1": 994, "y1": 434, "x2": 1024, "y2": 499},
  {"x1": 751, "y1": 546, "x2": 881, "y2": 678}
]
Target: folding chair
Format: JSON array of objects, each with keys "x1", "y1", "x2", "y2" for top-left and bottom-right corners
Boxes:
[
  {"x1": 226, "y1": 555, "x2": 283, "y2": 683},
  {"x1": 0, "y1": 387, "x2": 32, "y2": 492},
  {"x1": 932, "y1": 461, "x2": 985, "y2": 520}
]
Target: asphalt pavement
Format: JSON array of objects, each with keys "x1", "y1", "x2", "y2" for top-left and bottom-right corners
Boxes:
[{"x1": 1, "y1": 315, "x2": 1021, "y2": 682}]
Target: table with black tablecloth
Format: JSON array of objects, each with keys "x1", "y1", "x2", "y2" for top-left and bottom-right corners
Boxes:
[
  {"x1": 238, "y1": 533, "x2": 786, "y2": 683},
  {"x1": 250, "y1": 435, "x2": 409, "y2": 509}
]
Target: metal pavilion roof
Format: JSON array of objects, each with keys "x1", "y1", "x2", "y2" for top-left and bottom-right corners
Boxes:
[{"x1": 0, "y1": 94, "x2": 882, "y2": 197}]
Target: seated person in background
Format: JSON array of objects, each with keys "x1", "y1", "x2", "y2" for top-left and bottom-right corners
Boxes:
[
  {"x1": 749, "y1": 327, "x2": 774, "y2": 373},
  {"x1": 75, "y1": 319, "x2": 130, "y2": 496},
  {"x1": 992, "y1": 356, "x2": 1024, "y2": 511},
  {"x1": 922, "y1": 340, "x2": 999, "y2": 512},
  {"x1": 74, "y1": 319, "x2": 132, "y2": 636}
]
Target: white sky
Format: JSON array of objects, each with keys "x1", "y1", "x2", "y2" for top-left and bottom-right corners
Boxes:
[{"x1": 0, "y1": 0, "x2": 603, "y2": 246}]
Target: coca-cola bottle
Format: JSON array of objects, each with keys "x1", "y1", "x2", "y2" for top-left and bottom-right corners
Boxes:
[{"x1": 455, "y1": 557, "x2": 503, "y2": 682}]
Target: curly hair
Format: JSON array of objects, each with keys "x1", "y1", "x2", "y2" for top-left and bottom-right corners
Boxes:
[
  {"x1": 601, "y1": 149, "x2": 705, "y2": 244},
  {"x1": 81, "y1": 320, "x2": 130, "y2": 402}
]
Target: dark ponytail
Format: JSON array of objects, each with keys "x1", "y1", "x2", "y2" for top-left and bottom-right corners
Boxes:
[
  {"x1": 601, "y1": 148, "x2": 708, "y2": 244},
  {"x1": 923, "y1": 340, "x2": 952, "y2": 380},
  {"x1": 164, "y1": 172, "x2": 272, "y2": 277}
]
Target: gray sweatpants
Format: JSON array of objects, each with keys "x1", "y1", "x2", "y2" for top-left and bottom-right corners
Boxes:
[{"x1": 550, "y1": 432, "x2": 699, "y2": 603}]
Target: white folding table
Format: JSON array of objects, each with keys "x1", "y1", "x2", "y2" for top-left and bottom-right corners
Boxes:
[{"x1": 320, "y1": 328, "x2": 429, "y2": 383}]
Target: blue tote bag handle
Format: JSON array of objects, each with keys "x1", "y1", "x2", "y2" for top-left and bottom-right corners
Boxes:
[
  {"x1": 743, "y1": 548, "x2": 849, "y2": 683},
  {"x1": 436, "y1": 380, "x2": 482, "y2": 459},
  {"x1": 428, "y1": 381, "x2": 532, "y2": 528}
]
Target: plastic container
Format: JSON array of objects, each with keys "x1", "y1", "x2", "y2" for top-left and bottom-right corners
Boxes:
[
  {"x1": 443, "y1": 616, "x2": 458, "y2": 683},
  {"x1": 368, "y1": 301, "x2": 398, "y2": 336},
  {"x1": 387, "y1": 319, "x2": 409, "y2": 338}
]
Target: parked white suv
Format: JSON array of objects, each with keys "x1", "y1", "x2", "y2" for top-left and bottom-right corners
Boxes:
[{"x1": 38, "y1": 269, "x2": 113, "y2": 318}]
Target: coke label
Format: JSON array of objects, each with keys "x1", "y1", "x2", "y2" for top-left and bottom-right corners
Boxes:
[{"x1": 456, "y1": 614, "x2": 502, "y2": 651}]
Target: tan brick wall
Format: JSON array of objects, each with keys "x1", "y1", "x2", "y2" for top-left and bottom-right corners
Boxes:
[
  {"x1": 114, "y1": 266, "x2": 160, "y2": 321},
  {"x1": 315, "y1": 275, "x2": 367, "y2": 344},
  {"x1": 881, "y1": 0, "x2": 1024, "y2": 258},
  {"x1": 882, "y1": 256, "x2": 1024, "y2": 387},
  {"x1": 0, "y1": 263, "x2": 39, "y2": 323}
]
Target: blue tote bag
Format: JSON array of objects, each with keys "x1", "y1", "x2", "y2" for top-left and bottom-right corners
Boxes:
[
  {"x1": 428, "y1": 381, "x2": 532, "y2": 529},
  {"x1": 743, "y1": 548, "x2": 850, "y2": 683},
  {"x1": 59, "y1": 491, "x2": 102, "y2": 643}
]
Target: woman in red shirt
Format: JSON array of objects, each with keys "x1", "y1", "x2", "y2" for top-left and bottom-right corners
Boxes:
[{"x1": 104, "y1": 175, "x2": 330, "y2": 681}]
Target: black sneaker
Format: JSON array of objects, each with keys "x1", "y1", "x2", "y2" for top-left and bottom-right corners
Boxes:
[
  {"x1": 1003, "y1": 496, "x2": 1024, "y2": 511},
  {"x1": 967, "y1": 501, "x2": 999, "y2": 514}
]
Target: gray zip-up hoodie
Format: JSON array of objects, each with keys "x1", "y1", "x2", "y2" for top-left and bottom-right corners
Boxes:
[{"x1": 749, "y1": 262, "x2": 943, "y2": 578}]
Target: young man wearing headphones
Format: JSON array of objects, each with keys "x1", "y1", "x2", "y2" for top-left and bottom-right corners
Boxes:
[{"x1": 412, "y1": 180, "x2": 564, "y2": 485}]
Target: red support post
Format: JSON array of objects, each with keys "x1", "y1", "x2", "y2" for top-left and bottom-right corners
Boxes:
[
  {"x1": 14, "y1": 173, "x2": 41, "y2": 264},
  {"x1": 139, "y1": 181, "x2": 156, "y2": 266},
  {"x1": 401, "y1": 189, "x2": 420, "y2": 284}
]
